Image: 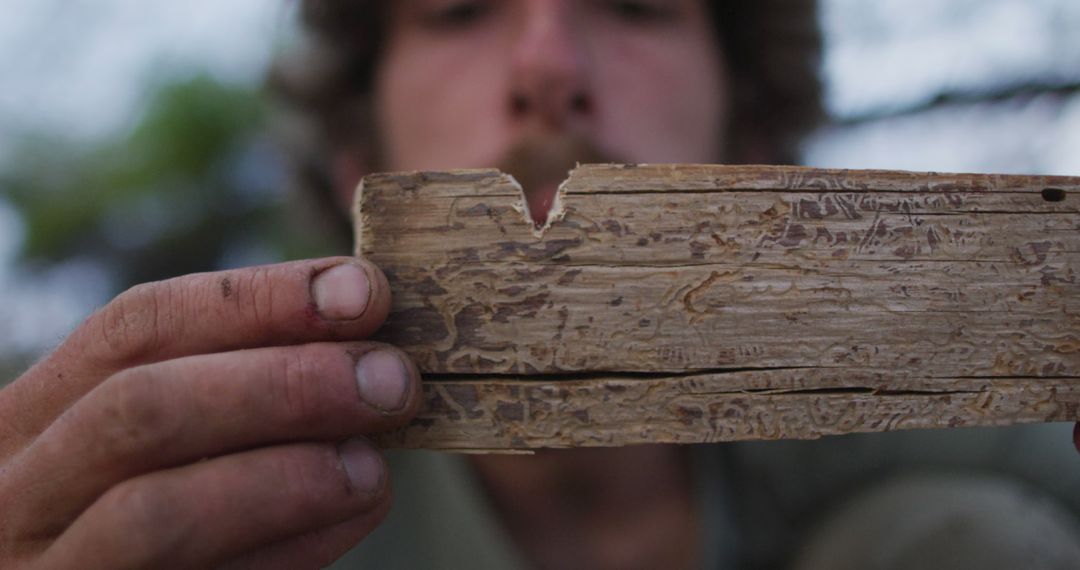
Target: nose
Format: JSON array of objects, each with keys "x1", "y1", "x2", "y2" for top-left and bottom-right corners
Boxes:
[{"x1": 508, "y1": 2, "x2": 594, "y2": 130}]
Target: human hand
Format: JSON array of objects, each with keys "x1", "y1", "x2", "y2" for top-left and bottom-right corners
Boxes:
[{"x1": 0, "y1": 257, "x2": 421, "y2": 568}]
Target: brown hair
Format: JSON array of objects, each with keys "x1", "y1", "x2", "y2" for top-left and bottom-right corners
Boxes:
[{"x1": 269, "y1": 0, "x2": 824, "y2": 240}]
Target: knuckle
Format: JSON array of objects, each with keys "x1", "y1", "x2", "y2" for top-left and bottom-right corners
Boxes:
[
  {"x1": 101, "y1": 478, "x2": 193, "y2": 563},
  {"x1": 95, "y1": 368, "x2": 182, "y2": 458},
  {"x1": 274, "y1": 446, "x2": 349, "y2": 507},
  {"x1": 103, "y1": 480, "x2": 168, "y2": 530},
  {"x1": 244, "y1": 266, "x2": 278, "y2": 330},
  {"x1": 272, "y1": 347, "x2": 334, "y2": 428},
  {"x1": 94, "y1": 280, "x2": 173, "y2": 362}
]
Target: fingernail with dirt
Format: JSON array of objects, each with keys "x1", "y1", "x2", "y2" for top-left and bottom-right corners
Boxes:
[
  {"x1": 338, "y1": 438, "x2": 384, "y2": 495},
  {"x1": 355, "y1": 350, "x2": 410, "y2": 412},
  {"x1": 312, "y1": 263, "x2": 371, "y2": 320}
]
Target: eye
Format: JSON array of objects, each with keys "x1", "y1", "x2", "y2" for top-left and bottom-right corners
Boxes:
[
  {"x1": 421, "y1": 0, "x2": 492, "y2": 31},
  {"x1": 602, "y1": 0, "x2": 675, "y2": 24}
]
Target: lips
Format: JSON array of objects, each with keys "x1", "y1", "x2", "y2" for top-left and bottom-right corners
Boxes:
[
  {"x1": 523, "y1": 181, "x2": 559, "y2": 227},
  {"x1": 495, "y1": 132, "x2": 615, "y2": 228}
]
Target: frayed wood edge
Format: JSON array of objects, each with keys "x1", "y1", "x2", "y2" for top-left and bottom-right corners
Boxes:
[
  {"x1": 509, "y1": 167, "x2": 573, "y2": 239},
  {"x1": 352, "y1": 177, "x2": 368, "y2": 256}
]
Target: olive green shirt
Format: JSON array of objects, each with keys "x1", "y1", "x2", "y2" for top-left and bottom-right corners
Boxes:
[{"x1": 334, "y1": 423, "x2": 1080, "y2": 569}]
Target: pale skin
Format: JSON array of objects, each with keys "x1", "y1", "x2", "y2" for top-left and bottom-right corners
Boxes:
[
  {"x1": 2, "y1": 1, "x2": 1078, "y2": 569},
  {"x1": 372, "y1": 1, "x2": 724, "y2": 567}
]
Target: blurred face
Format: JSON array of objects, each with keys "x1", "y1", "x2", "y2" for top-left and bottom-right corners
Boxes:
[{"x1": 372, "y1": 0, "x2": 728, "y2": 222}]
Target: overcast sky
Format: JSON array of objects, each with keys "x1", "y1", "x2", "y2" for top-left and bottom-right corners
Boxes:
[
  {"x1": 0, "y1": 0, "x2": 296, "y2": 145},
  {"x1": 823, "y1": 0, "x2": 1080, "y2": 118},
  {"x1": 2, "y1": 0, "x2": 1079, "y2": 140}
]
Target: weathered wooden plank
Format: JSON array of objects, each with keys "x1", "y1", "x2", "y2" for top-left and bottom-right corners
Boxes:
[
  {"x1": 355, "y1": 164, "x2": 1080, "y2": 451},
  {"x1": 372, "y1": 372, "x2": 1080, "y2": 451},
  {"x1": 361, "y1": 188, "x2": 1080, "y2": 265}
]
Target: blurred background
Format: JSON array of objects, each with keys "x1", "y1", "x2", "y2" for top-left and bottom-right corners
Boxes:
[{"x1": 1, "y1": 0, "x2": 1079, "y2": 378}]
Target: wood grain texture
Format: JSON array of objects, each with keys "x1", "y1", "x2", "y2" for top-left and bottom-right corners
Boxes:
[{"x1": 354, "y1": 164, "x2": 1080, "y2": 451}]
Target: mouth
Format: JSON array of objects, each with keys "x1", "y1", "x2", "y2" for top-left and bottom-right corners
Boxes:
[
  {"x1": 522, "y1": 181, "x2": 560, "y2": 228},
  {"x1": 496, "y1": 133, "x2": 615, "y2": 229}
]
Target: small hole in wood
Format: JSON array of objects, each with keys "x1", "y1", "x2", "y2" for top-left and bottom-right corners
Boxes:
[{"x1": 1042, "y1": 188, "x2": 1066, "y2": 202}]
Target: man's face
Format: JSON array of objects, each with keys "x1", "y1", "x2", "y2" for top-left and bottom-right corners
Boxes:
[{"x1": 372, "y1": 0, "x2": 728, "y2": 219}]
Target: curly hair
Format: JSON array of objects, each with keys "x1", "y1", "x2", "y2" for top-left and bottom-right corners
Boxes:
[{"x1": 269, "y1": 0, "x2": 824, "y2": 241}]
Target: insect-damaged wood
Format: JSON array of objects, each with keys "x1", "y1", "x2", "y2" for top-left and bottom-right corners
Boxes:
[{"x1": 353, "y1": 164, "x2": 1080, "y2": 452}]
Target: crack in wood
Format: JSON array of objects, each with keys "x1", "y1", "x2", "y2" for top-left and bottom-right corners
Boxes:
[
  {"x1": 357, "y1": 164, "x2": 1080, "y2": 450},
  {"x1": 423, "y1": 365, "x2": 825, "y2": 383},
  {"x1": 563, "y1": 189, "x2": 1078, "y2": 198}
]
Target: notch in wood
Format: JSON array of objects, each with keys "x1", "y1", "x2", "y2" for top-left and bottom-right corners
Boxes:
[{"x1": 355, "y1": 164, "x2": 1080, "y2": 452}]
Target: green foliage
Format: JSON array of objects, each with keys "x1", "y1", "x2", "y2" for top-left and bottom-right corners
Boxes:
[{"x1": 1, "y1": 73, "x2": 342, "y2": 291}]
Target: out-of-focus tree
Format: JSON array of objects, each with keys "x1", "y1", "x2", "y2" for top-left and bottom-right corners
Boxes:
[{"x1": 1, "y1": 73, "x2": 340, "y2": 292}]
